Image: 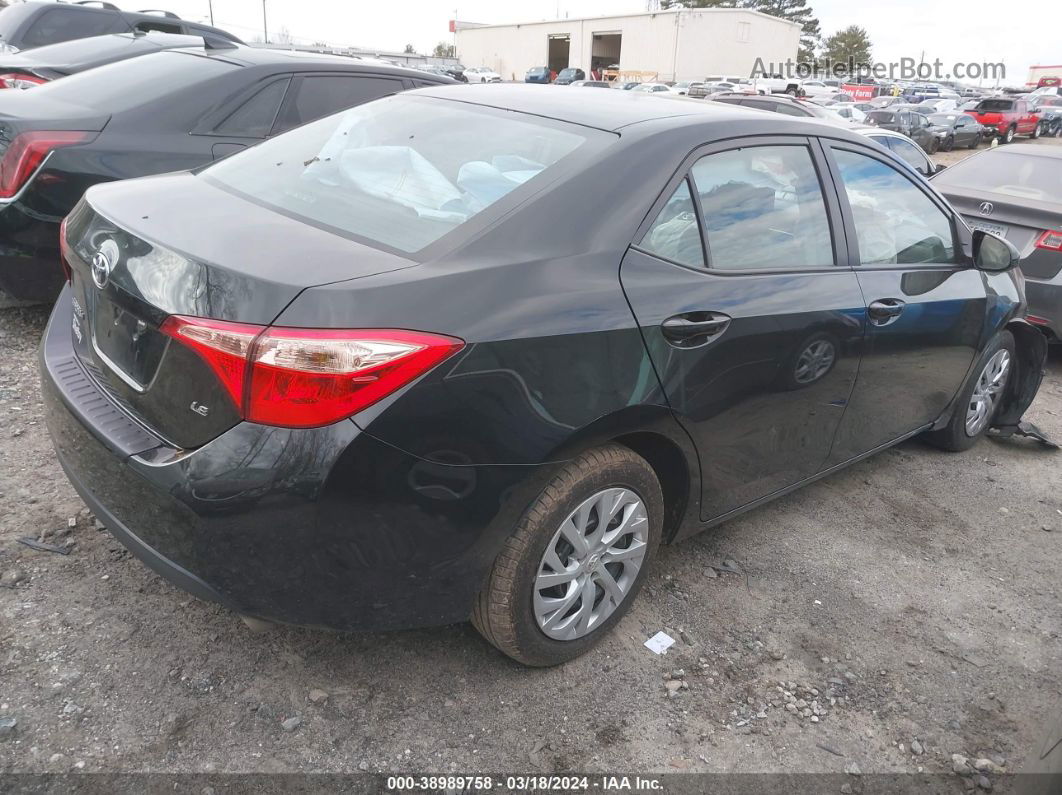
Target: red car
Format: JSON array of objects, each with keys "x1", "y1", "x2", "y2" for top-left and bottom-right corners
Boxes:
[{"x1": 968, "y1": 97, "x2": 1042, "y2": 143}]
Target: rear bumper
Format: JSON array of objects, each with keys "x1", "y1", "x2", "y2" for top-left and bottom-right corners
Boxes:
[
  {"x1": 40, "y1": 288, "x2": 546, "y2": 631},
  {"x1": 0, "y1": 202, "x2": 64, "y2": 302},
  {"x1": 1024, "y1": 277, "x2": 1062, "y2": 341}
]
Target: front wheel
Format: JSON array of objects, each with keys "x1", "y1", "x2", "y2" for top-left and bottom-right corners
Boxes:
[
  {"x1": 472, "y1": 445, "x2": 663, "y2": 666},
  {"x1": 969, "y1": 133, "x2": 982, "y2": 149},
  {"x1": 924, "y1": 331, "x2": 1014, "y2": 452},
  {"x1": 943, "y1": 135, "x2": 955, "y2": 151},
  {"x1": 927, "y1": 136, "x2": 940, "y2": 154}
]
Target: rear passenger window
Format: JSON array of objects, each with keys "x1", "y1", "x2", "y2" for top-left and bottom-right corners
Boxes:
[
  {"x1": 689, "y1": 145, "x2": 833, "y2": 270},
  {"x1": 214, "y1": 78, "x2": 290, "y2": 138},
  {"x1": 276, "y1": 75, "x2": 403, "y2": 133},
  {"x1": 833, "y1": 149, "x2": 956, "y2": 265},
  {"x1": 640, "y1": 179, "x2": 704, "y2": 267}
]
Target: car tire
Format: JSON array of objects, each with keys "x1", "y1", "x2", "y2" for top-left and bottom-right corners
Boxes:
[
  {"x1": 969, "y1": 133, "x2": 981, "y2": 149},
  {"x1": 924, "y1": 330, "x2": 1015, "y2": 452},
  {"x1": 943, "y1": 135, "x2": 954, "y2": 151},
  {"x1": 1031, "y1": 123, "x2": 1041, "y2": 139},
  {"x1": 786, "y1": 87, "x2": 798, "y2": 96},
  {"x1": 1002, "y1": 125, "x2": 1016, "y2": 144},
  {"x1": 928, "y1": 137, "x2": 940, "y2": 154},
  {"x1": 472, "y1": 444, "x2": 663, "y2": 667}
]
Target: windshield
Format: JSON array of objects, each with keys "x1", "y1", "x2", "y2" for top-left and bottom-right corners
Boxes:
[
  {"x1": 976, "y1": 99, "x2": 1014, "y2": 112},
  {"x1": 867, "y1": 111, "x2": 897, "y2": 123},
  {"x1": 558, "y1": 68, "x2": 579, "y2": 78},
  {"x1": 927, "y1": 114, "x2": 958, "y2": 125},
  {"x1": 21, "y1": 50, "x2": 234, "y2": 111},
  {"x1": 528, "y1": 67, "x2": 547, "y2": 74},
  {"x1": 935, "y1": 151, "x2": 1061, "y2": 201},
  {"x1": 204, "y1": 95, "x2": 604, "y2": 254},
  {"x1": 0, "y1": 3, "x2": 35, "y2": 44}
]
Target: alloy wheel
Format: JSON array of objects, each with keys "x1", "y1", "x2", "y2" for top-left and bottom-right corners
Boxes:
[
  {"x1": 533, "y1": 488, "x2": 649, "y2": 641},
  {"x1": 965, "y1": 349, "x2": 1010, "y2": 437}
]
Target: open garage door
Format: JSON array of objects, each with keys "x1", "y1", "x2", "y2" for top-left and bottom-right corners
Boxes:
[
  {"x1": 547, "y1": 34, "x2": 570, "y2": 75},
  {"x1": 591, "y1": 32, "x2": 621, "y2": 78}
]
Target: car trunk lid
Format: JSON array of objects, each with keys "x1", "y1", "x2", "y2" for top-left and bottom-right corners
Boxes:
[{"x1": 62, "y1": 173, "x2": 418, "y2": 449}]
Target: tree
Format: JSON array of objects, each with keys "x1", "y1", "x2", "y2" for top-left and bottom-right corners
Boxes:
[
  {"x1": 404, "y1": 44, "x2": 416, "y2": 54},
  {"x1": 820, "y1": 25, "x2": 872, "y2": 70},
  {"x1": 432, "y1": 41, "x2": 455, "y2": 58},
  {"x1": 660, "y1": 0, "x2": 735, "y2": 9},
  {"x1": 742, "y1": 0, "x2": 820, "y2": 65}
]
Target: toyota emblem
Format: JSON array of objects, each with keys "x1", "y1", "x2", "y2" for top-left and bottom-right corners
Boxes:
[
  {"x1": 91, "y1": 239, "x2": 119, "y2": 289},
  {"x1": 978, "y1": 201, "x2": 994, "y2": 216}
]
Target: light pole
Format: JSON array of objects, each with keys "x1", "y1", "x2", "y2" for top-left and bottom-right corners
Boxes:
[{"x1": 262, "y1": 0, "x2": 268, "y2": 43}]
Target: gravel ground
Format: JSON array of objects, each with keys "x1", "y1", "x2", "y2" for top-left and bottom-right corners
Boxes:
[{"x1": 0, "y1": 140, "x2": 1060, "y2": 783}]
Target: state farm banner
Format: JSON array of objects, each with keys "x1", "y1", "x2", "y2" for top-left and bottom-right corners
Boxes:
[{"x1": 841, "y1": 83, "x2": 876, "y2": 100}]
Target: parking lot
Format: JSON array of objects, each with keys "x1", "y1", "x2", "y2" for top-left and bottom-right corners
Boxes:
[{"x1": 0, "y1": 138, "x2": 1059, "y2": 780}]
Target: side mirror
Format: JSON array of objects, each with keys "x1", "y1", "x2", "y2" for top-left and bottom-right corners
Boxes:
[
  {"x1": 934, "y1": 163, "x2": 948, "y2": 173},
  {"x1": 973, "y1": 229, "x2": 1019, "y2": 272}
]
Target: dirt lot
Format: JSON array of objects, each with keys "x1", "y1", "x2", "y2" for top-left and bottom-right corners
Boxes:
[{"x1": 0, "y1": 140, "x2": 1060, "y2": 783}]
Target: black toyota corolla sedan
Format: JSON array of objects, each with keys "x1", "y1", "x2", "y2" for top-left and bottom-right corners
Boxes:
[{"x1": 40, "y1": 85, "x2": 1046, "y2": 666}]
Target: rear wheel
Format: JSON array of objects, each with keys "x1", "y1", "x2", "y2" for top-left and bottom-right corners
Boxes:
[
  {"x1": 1002, "y1": 125, "x2": 1016, "y2": 144},
  {"x1": 943, "y1": 135, "x2": 955, "y2": 151},
  {"x1": 927, "y1": 137, "x2": 940, "y2": 154},
  {"x1": 472, "y1": 444, "x2": 663, "y2": 666},
  {"x1": 1031, "y1": 122, "x2": 1041, "y2": 139},
  {"x1": 969, "y1": 133, "x2": 981, "y2": 149},
  {"x1": 924, "y1": 331, "x2": 1014, "y2": 452}
]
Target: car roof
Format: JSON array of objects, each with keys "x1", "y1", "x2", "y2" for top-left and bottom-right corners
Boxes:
[
  {"x1": 167, "y1": 44, "x2": 453, "y2": 81},
  {"x1": 413, "y1": 83, "x2": 873, "y2": 137},
  {"x1": 994, "y1": 143, "x2": 1062, "y2": 160}
]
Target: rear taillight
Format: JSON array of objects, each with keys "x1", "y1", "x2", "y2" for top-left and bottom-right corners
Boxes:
[
  {"x1": 0, "y1": 72, "x2": 47, "y2": 89},
  {"x1": 0, "y1": 130, "x2": 95, "y2": 199},
  {"x1": 58, "y1": 215, "x2": 72, "y2": 283},
  {"x1": 1035, "y1": 230, "x2": 1062, "y2": 251},
  {"x1": 1026, "y1": 315, "x2": 1050, "y2": 327},
  {"x1": 160, "y1": 316, "x2": 464, "y2": 429}
]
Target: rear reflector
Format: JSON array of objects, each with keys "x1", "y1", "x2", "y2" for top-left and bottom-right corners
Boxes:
[
  {"x1": 1026, "y1": 315, "x2": 1050, "y2": 327},
  {"x1": 1035, "y1": 230, "x2": 1062, "y2": 251},
  {"x1": 0, "y1": 130, "x2": 95, "y2": 199},
  {"x1": 0, "y1": 72, "x2": 47, "y2": 89},
  {"x1": 160, "y1": 316, "x2": 464, "y2": 429}
]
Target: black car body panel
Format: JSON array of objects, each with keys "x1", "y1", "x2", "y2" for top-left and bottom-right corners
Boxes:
[
  {"x1": 40, "y1": 86, "x2": 1040, "y2": 633},
  {"x1": 0, "y1": 47, "x2": 452, "y2": 302},
  {"x1": 0, "y1": 30, "x2": 209, "y2": 81},
  {"x1": 0, "y1": 1, "x2": 240, "y2": 52}
]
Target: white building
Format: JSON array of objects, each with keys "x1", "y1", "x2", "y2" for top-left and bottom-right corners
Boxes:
[{"x1": 455, "y1": 8, "x2": 801, "y2": 84}]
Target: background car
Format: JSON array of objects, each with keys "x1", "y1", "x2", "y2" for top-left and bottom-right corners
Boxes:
[
  {"x1": 0, "y1": 30, "x2": 218, "y2": 88},
  {"x1": 465, "y1": 66, "x2": 500, "y2": 83},
  {"x1": 825, "y1": 102, "x2": 866, "y2": 122},
  {"x1": 933, "y1": 144, "x2": 1062, "y2": 343},
  {"x1": 40, "y1": 85, "x2": 1039, "y2": 669},
  {"x1": 967, "y1": 97, "x2": 1041, "y2": 143},
  {"x1": 525, "y1": 65, "x2": 551, "y2": 84},
  {"x1": 854, "y1": 126, "x2": 939, "y2": 177},
  {"x1": 554, "y1": 67, "x2": 585, "y2": 85},
  {"x1": 864, "y1": 108, "x2": 939, "y2": 152},
  {"x1": 0, "y1": 0, "x2": 238, "y2": 53},
  {"x1": 710, "y1": 92, "x2": 854, "y2": 126},
  {"x1": 569, "y1": 80, "x2": 610, "y2": 88},
  {"x1": 0, "y1": 44, "x2": 452, "y2": 302},
  {"x1": 633, "y1": 82, "x2": 670, "y2": 93},
  {"x1": 925, "y1": 112, "x2": 983, "y2": 150},
  {"x1": 668, "y1": 80, "x2": 703, "y2": 96}
]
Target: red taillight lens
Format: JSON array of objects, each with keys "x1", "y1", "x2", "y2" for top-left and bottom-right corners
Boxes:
[
  {"x1": 1026, "y1": 314, "x2": 1050, "y2": 327},
  {"x1": 0, "y1": 72, "x2": 47, "y2": 89},
  {"x1": 58, "y1": 215, "x2": 72, "y2": 283},
  {"x1": 160, "y1": 316, "x2": 464, "y2": 429},
  {"x1": 1035, "y1": 230, "x2": 1062, "y2": 251},
  {"x1": 0, "y1": 130, "x2": 94, "y2": 199}
]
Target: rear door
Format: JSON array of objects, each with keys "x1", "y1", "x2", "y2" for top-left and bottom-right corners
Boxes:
[
  {"x1": 620, "y1": 136, "x2": 866, "y2": 521},
  {"x1": 820, "y1": 140, "x2": 988, "y2": 463}
]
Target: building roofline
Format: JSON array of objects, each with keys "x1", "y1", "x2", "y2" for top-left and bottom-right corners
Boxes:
[{"x1": 454, "y1": 7, "x2": 802, "y2": 33}]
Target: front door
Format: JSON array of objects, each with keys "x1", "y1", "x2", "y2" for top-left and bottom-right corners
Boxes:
[
  {"x1": 820, "y1": 142, "x2": 988, "y2": 463},
  {"x1": 620, "y1": 137, "x2": 866, "y2": 521}
]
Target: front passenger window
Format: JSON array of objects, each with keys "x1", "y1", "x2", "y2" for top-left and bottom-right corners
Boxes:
[{"x1": 833, "y1": 149, "x2": 956, "y2": 265}]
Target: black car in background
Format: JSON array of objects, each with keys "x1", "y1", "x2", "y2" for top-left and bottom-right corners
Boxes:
[
  {"x1": 924, "y1": 112, "x2": 984, "y2": 151},
  {"x1": 0, "y1": 1, "x2": 239, "y2": 53},
  {"x1": 0, "y1": 30, "x2": 215, "y2": 88},
  {"x1": 40, "y1": 86, "x2": 1045, "y2": 667},
  {"x1": 554, "y1": 67, "x2": 585, "y2": 85},
  {"x1": 933, "y1": 144, "x2": 1062, "y2": 343},
  {"x1": 865, "y1": 108, "x2": 939, "y2": 152},
  {"x1": 0, "y1": 44, "x2": 451, "y2": 301}
]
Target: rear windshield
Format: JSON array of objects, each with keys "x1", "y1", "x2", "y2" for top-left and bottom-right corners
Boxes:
[
  {"x1": 935, "y1": 152, "x2": 1061, "y2": 201},
  {"x1": 18, "y1": 50, "x2": 234, "y2": 111},
  {"x1": 976, "y1": 99, "x2": 1014, "y2": 112},
  {"x1": 867, "y1": 111, "x2": 896, "y2": 122},
  {"x1": 204, "y1": 95, "x2": 605, "y2": 254}
]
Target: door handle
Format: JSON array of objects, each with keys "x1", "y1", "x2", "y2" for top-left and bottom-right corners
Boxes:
[
  {"x1": 867, "y1": 298, "x2": 906, "y2": 325},
  {"x1": 661, "y1": 312, "x2": 731, "y2": 347}
]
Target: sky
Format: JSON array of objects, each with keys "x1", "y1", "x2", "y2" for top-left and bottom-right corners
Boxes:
[{"x1": 151, "y1": 0, "x2": 1056, "y2": 86}]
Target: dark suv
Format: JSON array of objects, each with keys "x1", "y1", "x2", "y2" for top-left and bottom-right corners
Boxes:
[
  {"x1": 0, "y1": 1, "x2": 240, "y2": 53},
  {"x1": 0, "y1": 45, "x2": 452, "y2": 301}
]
